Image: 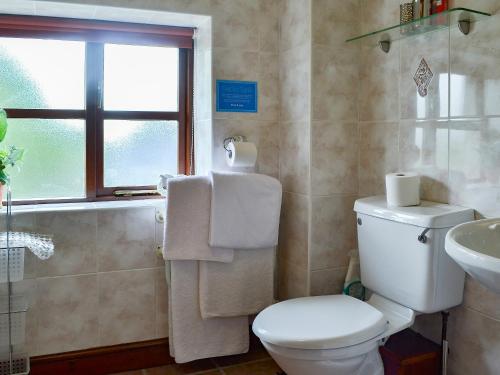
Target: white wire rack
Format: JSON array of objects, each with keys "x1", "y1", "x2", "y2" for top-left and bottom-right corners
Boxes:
[{"x1": 1, "y1": 186, "x2": 54, "y2": 375}]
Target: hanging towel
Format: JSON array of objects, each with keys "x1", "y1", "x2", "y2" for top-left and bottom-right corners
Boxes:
[
  {"x1": 199, "y1": 248, "x2": 275, "y2": 319},
  {"x1": 169, "y1": 260, "x2": 249, "y2": 363},
  {"x1": 163, "y1": 175, "x2": 234, "y2": 263},
  {"x1": 209, "y1": 171, "x2": 282, "y2": 249}
]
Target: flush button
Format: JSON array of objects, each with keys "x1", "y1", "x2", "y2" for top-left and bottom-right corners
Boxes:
[{"x1": 357, "y1": 218, "x2": 362, "y2": 226}]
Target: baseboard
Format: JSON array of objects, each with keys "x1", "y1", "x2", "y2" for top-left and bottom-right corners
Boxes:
[{"x1": 30, "y1": 338, "x2": 174, "y2": 375}]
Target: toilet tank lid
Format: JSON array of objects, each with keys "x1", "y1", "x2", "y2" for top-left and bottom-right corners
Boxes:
[{"x1": 354, "y1": 196, "x2": 474, "y2": 229}]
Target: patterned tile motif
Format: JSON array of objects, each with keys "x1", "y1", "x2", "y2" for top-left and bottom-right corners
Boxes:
[{"x1": 413, "y1": 58, "x2": 433, "y2": 97}]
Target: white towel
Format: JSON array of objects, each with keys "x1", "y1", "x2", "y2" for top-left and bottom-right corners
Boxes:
[
  {"x1": 169, "y1": 260, "x2": 249, "y2": 363},
  {"x1": 209, "y1": 171, "x2": 282, "y2": 249},
  {"x1": 199, "y1": 248, "x2": 275, "y2": 319},
  {"x1": 163, "y1": 175, "x2": 233, "y2": 262}
]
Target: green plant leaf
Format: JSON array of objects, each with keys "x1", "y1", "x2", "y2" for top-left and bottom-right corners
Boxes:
[
  {"x1": 0, "y1": 109, "x2": 7, "y2": 143},
  {"x1": 0, "y1": 169, "x2": 8, "y2": 185}
]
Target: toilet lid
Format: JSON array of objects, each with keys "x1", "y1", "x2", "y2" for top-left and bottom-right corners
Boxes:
[{"x1": 252, "y1": 295, "x2": 388, "y2": 350}]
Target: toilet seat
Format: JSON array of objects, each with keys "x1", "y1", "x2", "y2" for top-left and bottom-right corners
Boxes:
[{"x1": 252, "y1": 295, "x2": 389, "y2": 350}]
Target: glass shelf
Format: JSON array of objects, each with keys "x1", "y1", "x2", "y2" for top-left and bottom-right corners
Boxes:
[{"x1": 346, "y1": 8, "x2": 491, "y2": 46}]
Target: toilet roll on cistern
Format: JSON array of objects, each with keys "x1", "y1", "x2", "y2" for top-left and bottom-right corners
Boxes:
[
  {"x1": 225, "y1": 141, "x2": 258, "y2": 168},
  {"x1": 385, "y1": 172, "x2": 421, "y2": 207}
]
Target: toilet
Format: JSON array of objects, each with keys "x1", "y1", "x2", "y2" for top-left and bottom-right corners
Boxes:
[{"x1": 253, "y1": 196, "x2": 474, "y2": 375}]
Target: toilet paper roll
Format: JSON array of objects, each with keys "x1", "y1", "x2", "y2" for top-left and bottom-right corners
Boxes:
[
  {"x1": 226, "y1": 141, "x2": 258, "y2": 168},
  {"x1": 385, "y1": 172, "x2": 421, "y2": 207}
]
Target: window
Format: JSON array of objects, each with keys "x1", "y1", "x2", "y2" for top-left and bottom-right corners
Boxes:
[{"x1": 0, "y1": 15, "x2": 193, "y2": 202}]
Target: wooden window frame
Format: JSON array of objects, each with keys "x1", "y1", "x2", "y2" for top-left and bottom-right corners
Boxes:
[{"x1": 0, "y1": 15, "x2": 194, "y2": 204}]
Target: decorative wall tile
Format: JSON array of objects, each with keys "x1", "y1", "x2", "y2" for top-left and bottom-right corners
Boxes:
[{"x1": 400, "y1": 31, "x2": 449, "y2": 120}]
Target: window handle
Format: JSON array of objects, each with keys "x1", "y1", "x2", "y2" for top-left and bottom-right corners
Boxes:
[{"x1": 97, "y1": 83, "x2": 103, "y2": 109}]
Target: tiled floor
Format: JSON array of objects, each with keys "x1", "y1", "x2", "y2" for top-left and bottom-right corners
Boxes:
[{"x1": 112, "y1": 346, "x2": 282, "y2": 375}]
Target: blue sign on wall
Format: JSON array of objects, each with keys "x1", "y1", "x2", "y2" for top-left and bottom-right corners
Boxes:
[{"x1": 216, "y1": 80, "x2": 258, "y2": 113}]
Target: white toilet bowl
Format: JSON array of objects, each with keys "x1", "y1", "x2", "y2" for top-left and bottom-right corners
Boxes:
[
  {"x1": 252, "y1": 294, "x2": 415, "y2": 375},
  {"x1": 253, "y1": 197, "x2": 474, "y2": 375}
]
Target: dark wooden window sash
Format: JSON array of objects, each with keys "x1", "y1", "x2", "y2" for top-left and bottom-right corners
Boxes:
[{"x1": 0, "y1": 15, "x2": 194, "y2": 205}]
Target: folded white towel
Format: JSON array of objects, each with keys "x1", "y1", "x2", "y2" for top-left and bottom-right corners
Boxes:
[
  {"x1": 163, "y1": 175, "x2": 233, "y2": 262},
  {"x1": 209, "y1": 171, "x2": 282, "y2": 249},
  {"x1": 199, "y1": 248, "x2": 275, "y2": 319},
  {"x1": 169, "y1": 260, "x2": 249, "y2": 363}
]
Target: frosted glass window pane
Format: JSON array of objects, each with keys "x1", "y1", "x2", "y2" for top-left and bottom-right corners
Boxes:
[
  {"x1": 4, "y1": 119, "x2": 85, "y2": 200},
  {"x1": 104, "y1": 44, "x2": 179, "y2": 111},
  {"x1": 0, "y1": 38, "x2": 85, "y2": 109},
  {"x1": 104, "y1": 120, "x2": 178, "y2": 187}
]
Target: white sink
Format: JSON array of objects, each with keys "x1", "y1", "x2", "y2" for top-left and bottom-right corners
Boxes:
[{"x1": 445, "y1": 219, "x2": 500, "y2": 294}]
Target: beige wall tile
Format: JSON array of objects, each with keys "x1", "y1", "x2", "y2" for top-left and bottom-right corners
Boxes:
[
  {"x1": 98, "y1": 269, "x2": 156, "y2": 346},
  {"x1": 0, "y1": 212, "x2": 38, "y2": 279},
  {"x1": 310, "y1": 195, "x2": 357, "y2": 271},
  {"x1": 212, "y1": 119, "x2": 279, "y2": 177},
  {"x1": 36, "y1": 210, "x2": 97, "y2": 277},
  {"x1": 279, "y1": 122, "x2": 310, "y2": 194},
  {"x1": 212, "y1": 48, "x2": 259, "y2": 83},
  {"x1": 258, "y1": 0, "x2": 280, "y2": 53},
  {"x1": 280, "y1": 0, "x2": 311, "y2": 52},
  {"x1": 399, "y1": 120, "x2": 449, "y2": 203},
  {"x1": 278, "y1": 192, "x2": 309, "y2": 269},
  {"x1": 312, "y1": 47, "x2": 359, "y2": 122},
  {"x1": 359, "y1": 122, "x2": 399, "y2": 196},
  {"x1": 280, "y1": 45, "x2": 311, "y2": 123},
  {"x1": 463, "y1": 277, "x2": 500, "y2": 320},
  {"x1": 312, "y1": 0, "x2": 360, "y2": 45},
  {"x1": 359, "y1": 44, "x2": 400, "y2": 122},
  {"x1": 311, "y1": 122, "x2": 359, "y2": 195},
  {"x1": 211, "y1": 0, "x2": 260, "y2": 50},
  {"x1": 360, "y1": 0, "x2": 399, "y2": 33},
  {"x1": 155, "y1": 267, "x2": 169, "y2": 338},
  {"x1": 310, "y1": 267, "x2": 347, "y2": 296},
  {"x1": 278, "y1": 259, "x2": 308, "y2": 300},
  {"x1": 97, "y1": 208, "x2": 157, "y2": 272},
  {"x1": 448, "y1": 306, "x2": 500, "y2": 375},
  {"x1": 35, "y1": 275, "x2": 99, "y2": 355},
  {"x1": 449, "y1": 118, "x2": 500, "y2": 217}
]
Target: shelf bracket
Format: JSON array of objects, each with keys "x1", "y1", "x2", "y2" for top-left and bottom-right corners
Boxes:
[
  {"x1": 458, "y1": 19, "x2": 471, "y2": 35},
  {"x1": 379, "y1": 40, "x2": 391, "y2": 53}
]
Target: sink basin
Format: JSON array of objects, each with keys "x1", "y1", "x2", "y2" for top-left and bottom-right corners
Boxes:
[{"x1": 445, "y1": 219, "x2": 500, "y2": 294}]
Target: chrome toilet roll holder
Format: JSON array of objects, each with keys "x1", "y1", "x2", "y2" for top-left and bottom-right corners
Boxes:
[{"x1": 223, "y1": 135, "x2": 246, "y2": 158}]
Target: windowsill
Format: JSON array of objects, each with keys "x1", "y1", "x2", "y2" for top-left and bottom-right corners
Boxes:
[{"x1": 1, "y1": 197, "x2": 165, "y2": 214}]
